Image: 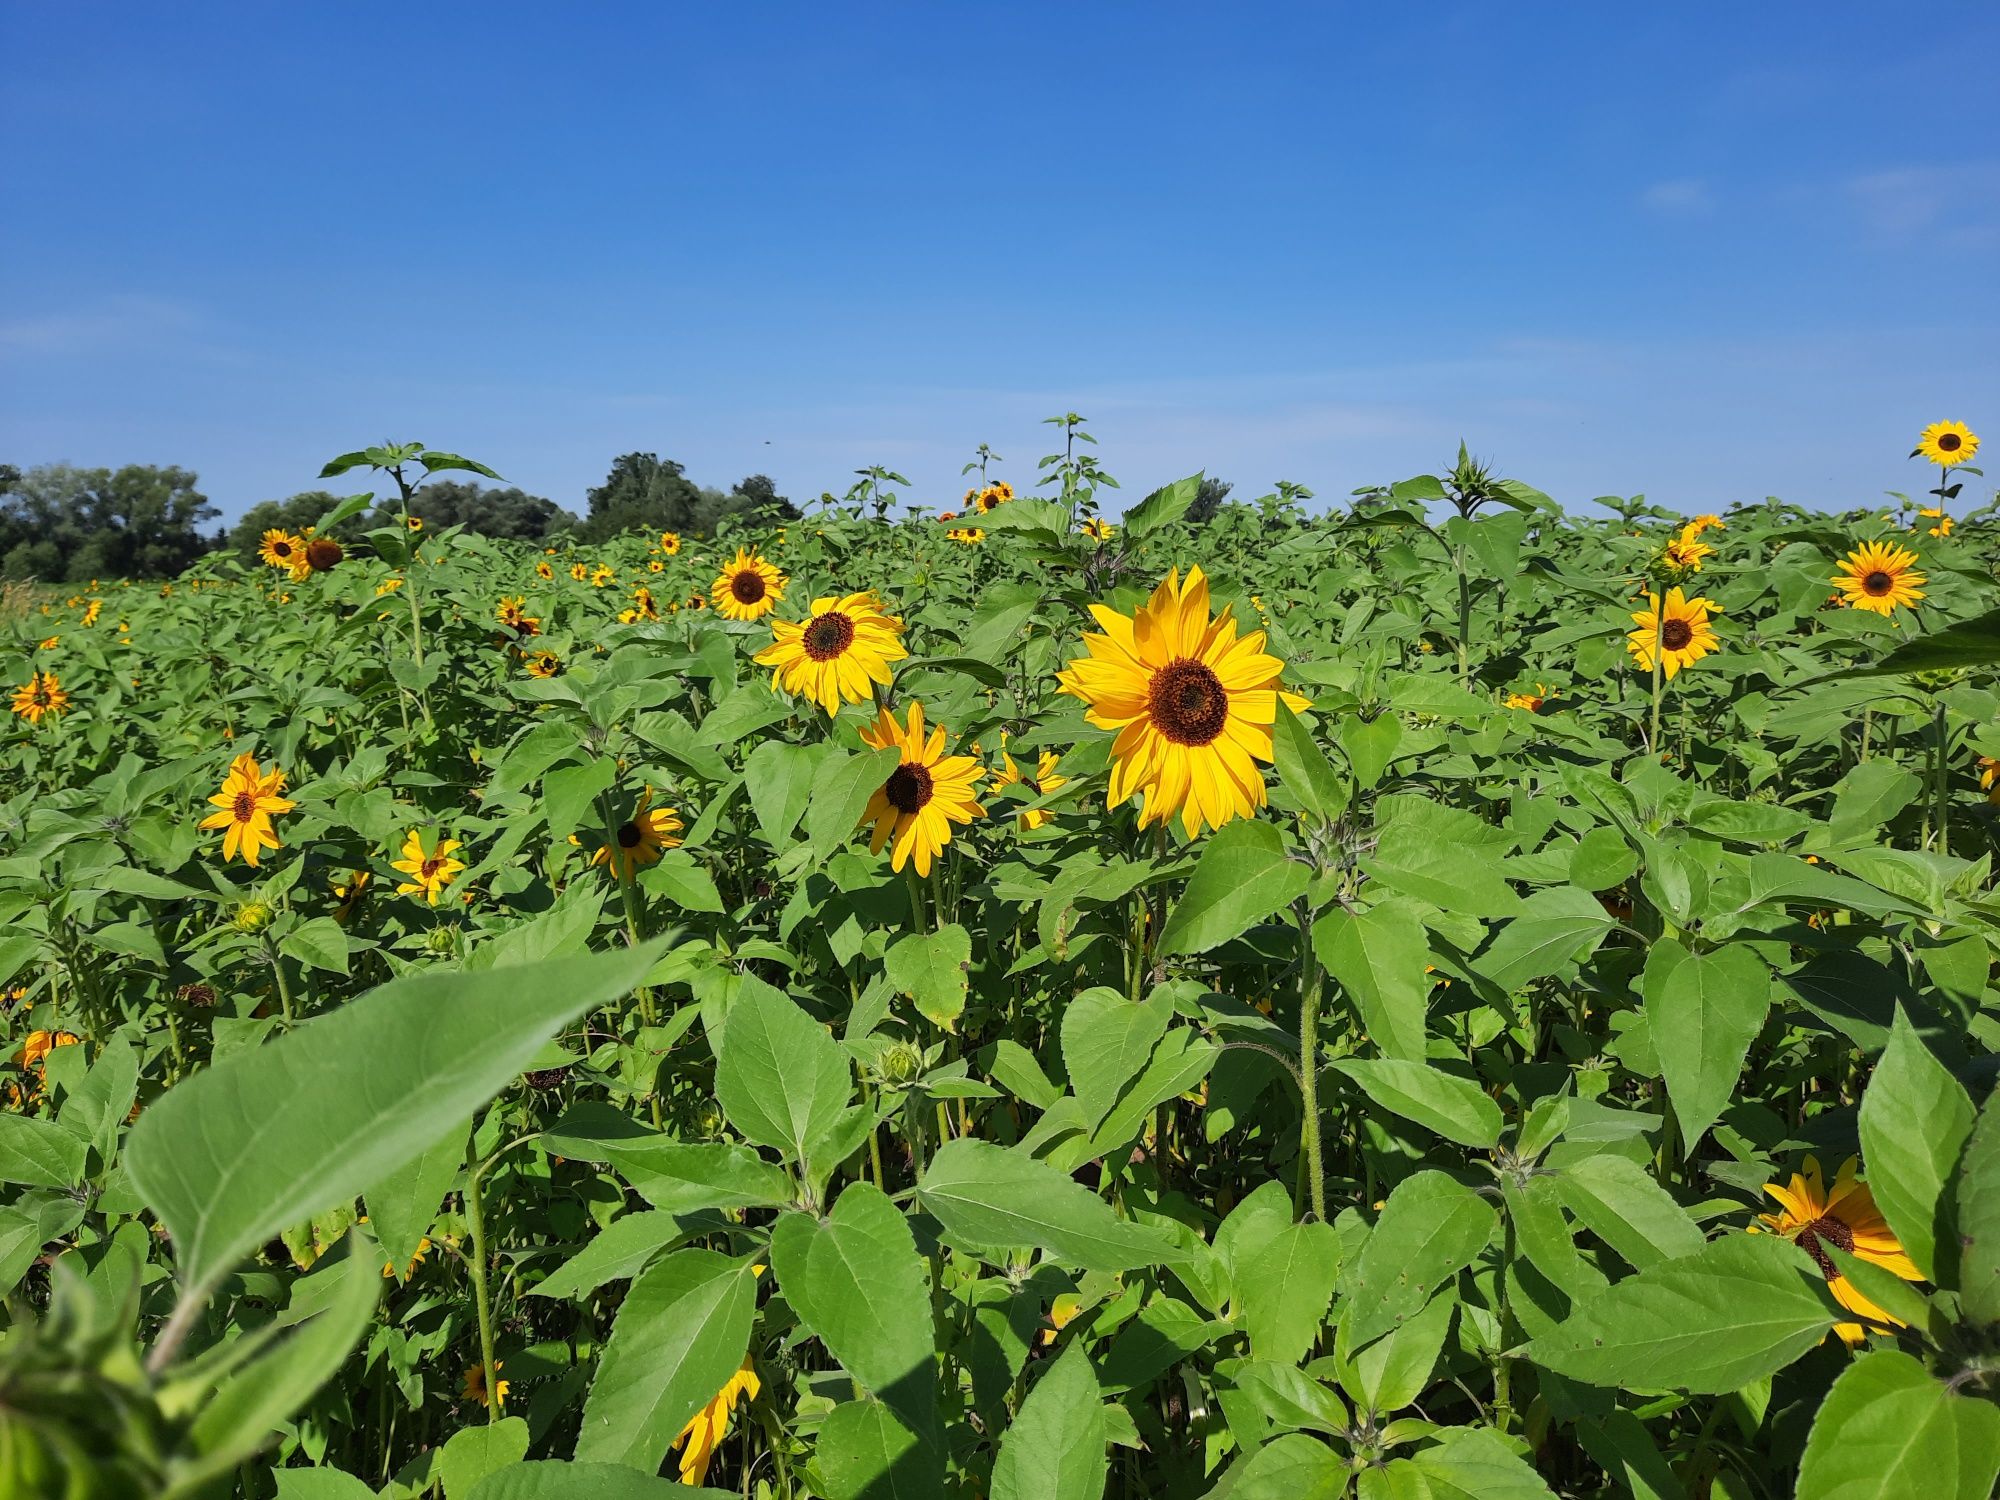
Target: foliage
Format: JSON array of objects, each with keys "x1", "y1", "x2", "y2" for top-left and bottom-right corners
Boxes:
[{"x1": 1, "y1": 463, "x2": 219, "y2": 582}]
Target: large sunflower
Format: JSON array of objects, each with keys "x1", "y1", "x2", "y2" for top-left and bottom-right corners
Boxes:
[
  {"x1": 1626, "y1": 588, "x2": 1719, "y2": 679},
  {"x1": 198, "y1": 752, "x2": 297, "y2": 867},
  {"x1": 1832, "y1": 541, "x2": 1926, "y2": 615},
  {"x1": 754, "y1": 592, "x2": 908, "y2": 715},
  {"x1": 258, "y1": 529, "x2": 306, "y2": 570},
  {"x1": 593, "y1": 788, "x2": 684, "y2": 880},
  {"x1": 858, "y1": 702, "x2": 985, "y2": 875},
  {"x1": 1057, "y1": 566, "x2": 1308, "y2": 838},
  {"x1": 1755, "y1": 1155, "x2": 1921, "y2": 1344},
  {"x1": 391, "y1": 830, "x2": 467, "y2": 905},
  {"x1": 1915, "y1": 420, "x2": 1979, "y2": 467},
  {"x1": 11, "y1": 670, "x2": 70, "y2": 725},
  {"x1": 711, "y1": 548, "x2": 787, "y2": 621}
]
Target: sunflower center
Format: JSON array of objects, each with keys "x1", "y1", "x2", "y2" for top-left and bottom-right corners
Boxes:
[
  {"x1": 885, "y1": 763, "x2": 934, "y2": 814},
  {"x1": 1023, "y1": 779, "x2": 1042, "y2": 795},
  {"x1": 1794, "y1": 1213, "x2": 1855, "y2": 1281},
  {"x1": 803, "y1": 611, "x2": 855, "y2": 661},
  {"x1": 420, "y1": 857, "x2": 443, "y2": 880},
  {"x1": 1939, "y1": 433, "x2": 1962, "y2": 452},
  {"x1": 1660, "y1": 619, "x2": 1694, "y2": 651},
  {"x1": 274, "y1": 540, "x2": 294, "y2": 558},
  {"x1": 730, "y1": 570, "x2": 767, "y2": 605},
  {"x1": 1150, "y1": 658, "x2": 1229, "y2": 746},
  {"x1": 1863, "y1": 570, "x2": 1893, "y2": 596},
  {"x1": 616, "y1": 821, "x2": 643, "y2": 848},
  {"x1": 231, "y1": 790, "x2": 257, "y2": 823}
]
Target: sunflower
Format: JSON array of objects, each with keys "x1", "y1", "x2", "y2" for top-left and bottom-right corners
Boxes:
[
  {"x1": 660, "y1": 531, "x2": 682, "y2": 555},
  {"x1": 11, "y1": 670, "x2": 70, "y2": 725},
  {"x1": 375, "y1": 576, "x2": 404, "y2": 596},
  {"x1": 992, "y1": 746, "x2": 1067, "y2": 831},
  {"x1": 1917, "y1": 507, "x2": 1954, "y2": 538},
  {"x1": 332, "y1": 869, "x2": 372, "y2": 922},
  {"x1": 1832, "y1": 541, "x2": 1926, "y2": 615},
  {"x1": 937, "y1": 510, "x2": 959, "y2": 522},
  {"x1": 570, "y1": 562, "x2": 590, "y2": 582},
  {"x1": 405, "y1": 515, "x2": 424, "y2": 533},
  {"x1": 1754, "y1": 1156, "x2": 1921, "y2": 1344},
  {"x1": 619, "y1": 586, "x2": 660, "y2": 625},
  {"x1": 593, "y1": 788, "x2": 684, "y2": 880},
  {"x1": 754, "y1": 592, "x2": 908, "y2": 715},
  {"x1": 81, "y1": 600, "x2": 102, "y2": 627},
  {"x1": 711, "y1": 548, "x2": 788, "y2": 622},
  {"x1": 258, "y1": 529, "x2": 306, "y2": 570},
  {"x1": 13, "y1": 1029, "x2": 80, "y2": 1071},
  {"x1": 37, "y1": 637, "x2": 58, "y2": 651},
  {"x1": 590, "y1": 564, "x2": 615, "y2": 587},
  {"x1": 858, "y1": 702, "x2": 985, "y2": 875},
  {"x1": 1979, "y1": 756, "x2": 2000, "y2": 806},
  {"x1": 535, "y1": 560, "x2": 554, "y2": 580},
  {"x1": 674, "y1": 1358, "x2": 760, "y2": 1487},
  {"x1": 383, "y1": 1235, "x2": 431, "y2": 1280},
  {"x1": 946, "y1": 527, "x2": 985, "y2": 545},
  {"x1": 391, "y1": 830, "x2": 466, "y2": 905},
  {"x1": 461, "y1": 1360, "x2": 508, "y2": 1410},
  {"x1": 1504, "y1": 684, "x2": 1553, "y2": 713},
  {"x1": 496, "y1": 597, "x2": 541, "y2": 636},
  {"x1": 1661, "y1": 523, "x2": 1712, "y2": 574},
  {"x1": 1057, "y1": 566, "x2": 1309, "y2": 838},
  {"x1": 973, "y1": 483, "x2": 1011, "y2": 514},
  {"x1": 198, "y1": 753, "x2": 297, "y2": 866},
  {"x1": 523, "y1": 650, "x2": 562, "y2": 679},
  {"x1": 1626, "y1": 588, "x2": 1719, "y2": 679},
  {"x1": 1915, "y1": 420, "x2": 1979, "y2": 467},
  {"x1": 1688, "y1": 513, "x2": 1725, "y2": 534},
  {"x1": 1079, "y1": 517, "x2": 1116, "y2": 541}
]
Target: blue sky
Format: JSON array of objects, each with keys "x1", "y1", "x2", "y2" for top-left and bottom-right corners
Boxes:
[{"x1": 3, "y1": 3, "x2": 1995, "y2": 523}]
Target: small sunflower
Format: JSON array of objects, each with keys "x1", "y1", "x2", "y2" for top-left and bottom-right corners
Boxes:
[
  {"x1": 11, "y1": 670, "x2": 70, "y2": 725},
  {"x1": 375, "y1": 576, "x2": 404, "y2": 596},
  {"x1": 391, "y1": 830, "x2": 467, "y2": 906},
  {"x1": 1661, "y1": 523, "x2": 1712, "y2": 574},
  {"x1": 619, "y1": 585, "x2": 660, "y2": 624},
  {"x1": 570, "y1": 562, "x2": 590, "y2": 582},
  {"x1": 461, "y1": 1360, "x2": 508, "y2": 1409},
  {"x1": 81, "y1": 600, "x2": 102, "y2": 627},
  {"x1": 711, "y1": 548, "x2": 788, "y2": 621},
  {"x1": 1626, "y1": 588, "x2": 1719, "y2": 679},
  {"x1": 496, "y1": 597, "x2": 541, "y2": 636},
  {"x1": 1504, "y1": 684, "x2": 1553, "y2": 713},
  {"x1": 973, "y1": 483, "x2": 1012, "y2": 514},
  {"x1": 1917, "y1": 507, "x2": 1954, "y2": 538},
  {"x1": 991, "y1": 746, "x2": 1067, "y2": 831},
  {"x1": 590, "y1": 565, "x2": 615, "y2": 587},
  {"x1": 332, "y1": 869, "x2": 372, "y2": 922},
  {"x1": 383, "y1": 1235, "x2": 431, "y2": 1280},
  {"x1": 1914, "y1": 420, "x2": 1979, "y2": 467},
  {"x1": 858, "y1": 702, "x2": 985, "y2": 876},
  {"x1": 674, "y1": 1358, "x2": 760, "y2": 1487},
  {"x1": 1079, "y1": 517, "x2": 1116, "y2": 541},
  {"x1": 258, "y1": 530, "x2": 305, "y2": 570},
  {"x1": 660, "y1": 531, "x2": 682, "y2": 555},
  {"x1": 1058, "y1": 566, "x2": 1309, "y2": 838},
  {"x1": 535, "y1": 560, "x2": 554, "y2": 580},
  {"x1": 1688, "y1": 513, "x2": 1725, "y2": 534},
  {"x1": 405, "y1": 515, "x2": 424, "y2": 533},
  {"x1": 1832, "y1": 541, "x2": 1925, "y2": 615},
  {"x1": 198, "y1": 753, "x2": 297, "y2": 866},
  {"x1": 946, "y1": 527, "x2": 985, "y2": 545},
  {"x1": 523, "y1": 650, "x2": 562, "y2": 679},
  {"x1": 1979, "y1": 756, "x2": 2000, "y2": 806},
  {"x1": 754, "y1": 592, "x2": 908, "y2": 715},
  {"x1": 1755, "y1": 1156, "x2": 1921, "y2": 1344},
  {"x1": 593, "y1": 788, "x2": 684, "y2": 880}
]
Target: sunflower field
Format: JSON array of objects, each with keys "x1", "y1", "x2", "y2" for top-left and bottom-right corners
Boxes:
[{"x1": 4, "y1": 424, "x2": 2000, "y2": 1500}]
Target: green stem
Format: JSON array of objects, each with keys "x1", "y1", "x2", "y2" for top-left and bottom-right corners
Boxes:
[
  {"x1": 465, "y1": 1151, "x2": 501, "y2": 1425},
  {"x1": 1648, "y1": 622, "x2": 1665, "y2": 756},
  {"x1": 262, "y1": 932, "x2": 296, "y2": 1026},
  {"x1": 904, "y1": 862, "x2": 929, "y2": 936},
  {"x1": 1932, "y1": 700, "x2": 1950, "y2": 853},
  {"x1": 1294, "y1": 903, "x2": 1326, "y2": 1224},
  {"x1": 1454, "y1": 547, "x2": 1472, "y2": 688}
]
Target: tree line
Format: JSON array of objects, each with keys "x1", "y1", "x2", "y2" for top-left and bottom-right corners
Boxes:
[{"x1": 0, "y1": 454, "x2": 800, "y2": 582}]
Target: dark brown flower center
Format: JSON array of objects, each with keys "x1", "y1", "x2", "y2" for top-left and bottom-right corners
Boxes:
[
  {"x1": 1863, "y1": 571, "x2": 1893, "y2": 596},
  {"x1": 1660, "y1": 619, "x2": 1694, "y2": 651},
  {"x1": 420, "y1": 857, "x2": 443, "y2": 880},
  {"x1": 730, "y1": 569, "x2": 767, "y2": 605},
  {"x1": 231, "y1": 790, "x2": 257, "y2": 822},
  {"x1": 803, "y1": 611, "x2": 855, "y2": 661},
  {"x1": 617, "y1": 821, "x2": 643, "y2": 848},
  {"x1": 1794, "y1": 1213, "x2": 1855, "y2": 1281},
  {"x1": 1149, "y1": 658, "x2": 1229, "y2": 746},
  {"x1": 1939, "y1": 433, "x2": 1962, "y2": 452},
  {"x1": 273, "y1": 539, "x2": 294, "y2": 558},
  {"x1": 305, "y1": 538, "x2": 343, "y2": 570},
  {"x1": 885, "y1": 763, "x2": 934, "y2": 814}
]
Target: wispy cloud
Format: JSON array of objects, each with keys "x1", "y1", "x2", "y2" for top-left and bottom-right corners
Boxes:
[
  {"x1": 1844, "y1": 163, "x2": 2000, "y2": 249},
  {"x1": 1639, "y1": 177, "x2": 1715, "y2": 217},
  {"x1": 0, "y1": 295, "x2": 202, "y2": 355}
]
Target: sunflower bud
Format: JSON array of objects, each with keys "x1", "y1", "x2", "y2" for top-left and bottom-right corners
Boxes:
[
  {"x1": 879, "y1": 1040, "x2": 924, "y2": 1085},
  {"x1": 424, "y1": 925, "x2": 459, "y2": 956},
  {"x1": 232, "y1": 899, "x2": 273, "y2": 934}
]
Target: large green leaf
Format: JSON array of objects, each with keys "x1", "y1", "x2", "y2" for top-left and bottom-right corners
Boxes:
[
  {"x1": 468, "y1": 1461, "x2": 730, "y2": 1500},
  {"x1": 1795, "y1": 1349, "x2": 2000, "y2": 1500},
  {"x1": 815, "y1": 1401, "x2": 941, "y2": 1500},
  {"x1": 1361, "y1": 827, "x2": 1521, "y2": 916},
  {"x1": 1270, "y1": 701, "x2": 1349, "y2": 826},
  {"x1": 915, "y1": 1139, "x2": 1177, "y2": 1272},
  {"x1": 1858, "y1": 1011, "x2": 1975, "y2": 1282},
  {"x1": 989, "y1": 1342, "x2": 1107, "y2": 1500},
  {"x1": 1312, "y1": 903, "x2": 1428, "y2": 1062},
  {"x1": 1332, "y1": 1059, "x2": 1502, "y2": 1148},
  {"x1": 0, "y1": 1112, "x2": 86, "y2": 1188},
  {"x1": 805, "y1": 745, "x2": 903, "y2": 864},
  {"x1": 1060, "y1": 986, "x2": 1170, "y2": 1128},
  {"x1": 364, "y1": 1119, "x2": 466, "y2": 1281},
  {"x1": 1837, "y1": 607, "x2": 2000, "y2": 677},
  {"x1": 1241, "y1": 1221, "x2": 1341, "y2": 1365},
  {"x1": 1556, "y1": 1152, "x2": 1704, "y2": 1271},
  {"x1": 1642, "y1": 939, "x2": 1770, "y2": 1150},
  {"x1": 1520, "y1": 1233, "x2": 1835, "y2": 1393},
  {"x1": 1475, "y1": 886, "x2": 1615, "y2": 991},
  {"x1": 1342, "y1": 1171, "x2": 1497, "y2": 1347},
  {"x1": 883, "y1": 924, "x2": 972, "y2": 1030},
  {"x1": 1213, "y1": 1434, "x2": 1344, "y2": 1498},
  {"x1": 713, "y1": 981, "x2": 853, "y2": 1167},
  {"x1": 1155, "y1": 820, "x2": 1307, "y2": 957},
  {"x1": 125, "y1": 943, "x2": 661, "y2": 1295},
  {"x1": 1955, "y1": 1083, "x2": 2000, "y2": 1325},
  {"x1": 437, "y1": 1419, "x2": 530, "y2": 1500},
  {"x1": 1366, "y1": 1428, "x2": 1559, "y2": 1500}
]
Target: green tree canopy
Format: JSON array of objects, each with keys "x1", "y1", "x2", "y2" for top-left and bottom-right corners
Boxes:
[{"x1": 1, "y1": 463, "x2": 218, "y2": 582}]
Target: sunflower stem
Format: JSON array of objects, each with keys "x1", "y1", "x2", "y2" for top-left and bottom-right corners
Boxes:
[
  {"x1": 904, "y1": 863, "x2": 929, "y2": 936},
  {"x1": 1932, "y1": 699, "x2": 1950, "y2": 854},
  {"x1": 1647, "y1": 628, "x2": 1664, "y2": 757},
  {"x1": 1294, "y1": 901, "x2": 1327, "y2": 1224},
  {"x1": 464, "y1": 1146, "x2": 501, "y2": 1426},
  {"x1": 261, "y1": 931, "x2": 296, "y2": 1026}
]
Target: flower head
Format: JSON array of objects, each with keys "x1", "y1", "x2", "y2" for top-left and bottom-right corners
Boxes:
[
  {"x1": 523, "y1": 649, "x2": 562, "y2": 679},
  {"x1": 1626, "y1": 588, "x2": 1719, "y2": 680},
  {"x1": 673, "y1": 1358, "x2": 760, "y2": 1486},
  {"x1": 1914, "y1": 420, "x2": 1979, "y2": 467},
  {"x1": 754, "y1": 592, "x2": 908, "y2": 715},
  {"x1": 1661, "y1": 522, "x2": 1712, "y2": 575},
  {"x1": 496, "y1": 597, "x2": 541, "y2": 636},
  {"x1": 535, "y1": 560, "x2": 555, "y2": 580},
  {"x1": 1832, "y1": 541, "x2": 1925, "y2": 616},
  {"x1": 461, "y1": 1360, "x2": 508, "y2": 1409},
  {"x1": 710, "y1": 548, "x2": 787, "y2": 621},
  {"x1": 11, "y1": 670, "x2": 70, "y2": 725},
  {"x1": 1756, "y1": 1156, "x2": 1921, "y2": 1344},
  {"x1": 992, "y1": 747, "x2": 1067, "y2": 831},
  {"x1": 198, "y1": 753, "x2": 297, "y2": 866},
  {"x1": 945, "y1": 527, "x2": 985, "y2": 545},
  {"x1": 258, "y1": 530, "x2": 305, "y2": 570},
  {"x1": 858, "y1": 702, "x2": 985, "y2": 876},
  {"x1": 660, "y1": 531, "x2": 682, "y2": 555},
  {"x1": 593, "y1": 788, "x2": 684, "y2": 880},
  {"x1": 391, "y1": 830, "x2": 466, "y2": 906},
  {"x1": 1079, "y1": 517, "x2": 1116, "y2": 541}
]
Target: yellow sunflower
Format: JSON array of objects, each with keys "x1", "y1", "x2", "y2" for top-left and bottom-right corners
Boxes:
[
  {"x1": 946, "y1": 527, "x2": 985, "y2": 545},
  {"x1": 619, "y1": 585, "x2": 660, "y2": 624},
  {"x1": 858, "y1": 702, "x2": 984, "y2": 875},
  {"x1": 391, "y1": 830, "x2": 466, "y2": 905},
  {"x1": 461, "y1": 1360, "x2": 508, "y2": 1409},
  {"x1": 523, "y1": 650, "x2": 562, "y2": 679},
  {"x1": 81, "y1": 600, "x2": 101, "y2": 627},
  {"x1": 258, "y1": 530, "x2": 305, "y2": 570},
  {"x1": 754, "y1": 592, "x2": 908, "y2": 715},
  {"x1": 1832, "y1": 541, "x2": 1925, "y2": 615},
  {"x1": 992, "y1": 747, "x2": 1067, "y2": 831},
  {"x1": 674, "y1": 1358, "x2": 760, "y2": 1487},
  {"x1": 593, "y1": 788, "x2": 684, "y2": 880},
  {"x1": 1915, "y1": 420, "x2": 1979, "y2": 467},
  {"x1": 1978, "y1": 756, "x2": 2000, "y2": 806},
  {"x1": 1504, "y1": 683, "x2": 1553, "y2": 713},
  {"x1": 1079, "y1": 517, "x2": 1116, "y2": 541},
  {"x1": 535, "y1": 560, "x2": 554, "y2": 580},
  {"x1": 1057, "y1": 566, "x2": 1309, "y2": 838},
  {"x1": 1917, "y1": 507, "x2": 1953, "y2": 538},
  {"x1": 590, "y1": 565, "x2": 615, "y2": 587},
  {"x1": 11, "y1": 670, "x2": 70, "y2": 725},
  {"x1": 1661, "y1": 523, "x2": 1712, "y2": 574},
  {"x1": 332, "y1": 869, "x2": 372, "y2": 922},
  {"x1": 710, "y1": 548, "x2": 787, "y2": 622},
  {"x1": 570, "y1": 562, "x2": 590, "y2": 582},
  {"x1": 496, "y1": 597, "x2": 541, "y2": 636},
  {"x1": 660, "y1": 531, "x2": 682, "y2": 555},
  {"x1": 1626, "y1": 588, "x2": 1719, "y2": 679},
  {"x1": 198, "y1": 753, "x2": 297, "y2": 866},
  {"x1": 405, "y1": 515, "x2": 424, "y2": 532},
  {"x1": 1755, "y1": 1156, "x2": 1921, "y2": 1344}
]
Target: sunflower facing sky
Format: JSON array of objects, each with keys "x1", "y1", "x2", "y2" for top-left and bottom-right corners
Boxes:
[
  {"x1": 754, "y1": 592, "x2": 907, "y2": 715},
  {"x1": 593, "y1": 787, "x2": 684, "y2": 880},
  {"x1": 1832, "y1": 540, "x2": 1926, "y2": 615},
  {"x1": 1915, "y1": 420, "x2": 1979, "y2": 468},
  {"x1": 11, "y1": 670, "x2": 70, "y2": 725},
  {"x1": 1626, "y1": 588, "x2": 1720, "y2": 679},
  {"x1": 1058, "y1": 566, "x2": 1308, "y2": 838},
  {"x1": 711, "y1": 547, "x2": 787, "y2": 621},
  {"x1": 391, "y1": 830, "x2": 467, "y2": 905},
  {"x1": 199, "y1": 753, "x2": 296, "y2": 867},
  {"x1": 1754, "y1": 1156, "x2": 1921, "y2": 1345},
  {"x1": 858, "y1": 701, "x2": 985, "y2": 875}
]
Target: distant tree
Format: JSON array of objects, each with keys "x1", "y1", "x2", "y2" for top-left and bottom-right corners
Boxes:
[
  {"x1": 367, "y1": 479, "x2": 576, "y2": 541},
  {"x1": 580, "y1": 453, "x2": 709, "y2": 542},
  {"x1": 0, "y1": 463, "x2": 217, "y2": 581},
  {"x1": 1187, "y1": 476, "x2": 1234, "y2": 526},
  {"x1": 728, "y1": 474, "x2": 800, "y2": 523}
]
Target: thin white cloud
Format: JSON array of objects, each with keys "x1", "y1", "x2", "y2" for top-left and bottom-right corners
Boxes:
[
  {"x1": 1640, "y1": 178, "x2": 1715, "y2": 217},
  {"x1": 1845, "y1": 163, "x2": 2000, "y2": 244}
]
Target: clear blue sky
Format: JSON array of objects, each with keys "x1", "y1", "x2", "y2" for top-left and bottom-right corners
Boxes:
[{"x1": 3, "y1": 3, "x2": 1995, "y2": 523}]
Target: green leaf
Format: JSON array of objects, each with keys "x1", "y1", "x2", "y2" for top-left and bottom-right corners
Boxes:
[
  {"x1": 637, "y1": 850, "x2": 725, "y2": 914},
  {"x1": 273, "y1": 1470, "x2": 379, "y2": 1500},
  {"x1": 1568, "y1": 827, "x2": 1638, "y2": 891},
  {"x1": 916, "y1": 1139, "x2": 1178, "y2": 1273},
  {"x1": 990, "y1": 1342, "x2": 1107, "y2": 1500},
  {"x1": 1271, "y1": 701, "x2": 1349, "y2": 825},
  {"x1": 1214, "y1": 1433, "x2": 1344, "y2": 1497},
  {"x1": 1341, "y1": 713, "x2": 1403, "y2": 790},
  {"x1": 806, "y1": 745, "x2": 904, "y2": 865},
  {"x1": 770, "y1": 1185, "x2": 936, "y2": 1439},
  {"x1": 1242, "y1": 1221, "x2": 1341, "y2": 1365},
  {"x1": 125, "y1": 943, "x2": 661, "y2": 1295},
  {"x1": 1556, "y1": 1152, "x2": 1705, "y2": 1271},
  {"x1": 816, "y1": 1400, "x2": 941, "y2": 1500},
  {"x1": 1312, "y1": 903, "x2": 1429, "y2": 1062},
  {"x1": 1858, "y1": 1010, "x2": 1975, "y2": 1282},
  {"x1": 468, "y1": 1461, "x2": 731, "y2": 1500},
  {"x1": 1343, "y1": 1171, "x2": 1497, "y2": 1346},
  {"x1": 1955, "y1": 1083, "x2": 2000, "y2": 1325},
  {"x1": 1520, "y1": 1233, "x2": 1835, "y2": 1394},
  {"x1": 0, "y1": 1112, "x2": 86, "y2": 1188},
  {"x1": 280, "y1": 916, "x2": 350, "y2": 975},
  {"x1": 1332, "y1": 1059, "x2": 1503, "y2": 1148},
  {"x1": 1795, "y1": 1349, "x2": 2000, "y2": 1500},
  {"x1": 1643, "y1": 939, "x2": 1771, "y2": 1150},
  {"x1": 743, "y1": 740, "x2": 817, "y2": 845},
  {"x1": 883, "y1": 924, "x2": 972, "y2": 1030},
  {"x1": 575, "y1": 1250, "x2": 758, "y2": 1472},
  {"x1": 1346, "y1": 1284, "x2": 1454, "y2": 1413},
  {"x1": 541, "y1": 756, "x2": 617, "y2": 843},
  {"x1": 1369, "y1": 1428, "x2": 1559, "y2": 1500},
  {"x1": 527, "y1": 1210, "x2": 690, "y2": 1301},
  {"x1": 1362, "y1": 826, "x2": 1521, "y2": 916},
  {"x1": 363, "y1": 1119, "x2": 466, "y2": 1281},
  {"x1": 1061, "y1": 987, "x2": 1171, "y2": 1129},
  {"x1": 1839, "y1": 606, "x2": 2000, "y2": 677},
  {"x1": 714, "y1": 982, "x2": 853, "y2": 1167},
  {"x1": 539, "y1": 1110, "x2": 792, "y2": 1214},
  {"x1": 1155, "y1": 820, "x2": 1307, "y2": 957},
  {"x1": 312, "y1": 491, "x2": 375, "y2": 532},
  {"x1": 1475, "y1": 887, "x2": 1615, "y2": 990},
  {"x1": 437, "y1": 1420, "x2": 531, "y2": 1500},
  {"x1": 1121, "y1": 473, "x2": 1201, "y2": 538}
]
